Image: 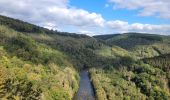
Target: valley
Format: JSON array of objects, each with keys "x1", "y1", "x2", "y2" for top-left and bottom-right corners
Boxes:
[{"x1": 0, "y1": 15, "x2": 170, "y2": 100}]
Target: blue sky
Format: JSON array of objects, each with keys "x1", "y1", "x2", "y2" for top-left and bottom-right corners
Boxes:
[
  {"x1": 70, "y1": 0, "x2": 170, "y2": 25},
  {"x1": 0, "y1": 0, "x2": 170, "y2": 35}
]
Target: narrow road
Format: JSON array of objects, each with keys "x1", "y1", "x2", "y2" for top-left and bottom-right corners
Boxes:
[{"x1": 74, "y1": 70, "x2": 95, "y2": 100}]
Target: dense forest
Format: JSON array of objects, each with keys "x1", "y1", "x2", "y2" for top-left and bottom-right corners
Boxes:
[
  {"x1": 91, "y1": 34, "x2": 170, "y2": 100},
  {"x1": 0, "y1": 15, "x2": 170, "y2": 100}
]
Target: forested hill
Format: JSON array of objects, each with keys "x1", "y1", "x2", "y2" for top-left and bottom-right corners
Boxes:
[
  {"x1": 94, "y1": 33, "x2": 170, "y2": 48},
  {"x1": 1, "y1": 15, "x2": 170, "y2": 100},
  {"x1": 0, "y1": 15, "x2": 111, "y2": 69},
  {"x1": 0, "y1": 15, "x2": 89, "y2": 38},
  {"x1": 92, "y1": 33, "x2": 170, "y2": 100},
  {"x1": 94, "y1": 33, "x2": 170, "y2": 59},
  {"x1": 0, "y1": 15, "x2": 115, "y2": 99},
  {"x1": 0, "y1": 15, "x2": 93, "y2": 99},
  {"x1": 143, "y1": 53, "x2": 170, "y2": 72}
]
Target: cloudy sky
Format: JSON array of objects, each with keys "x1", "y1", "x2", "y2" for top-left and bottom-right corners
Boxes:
[{"x1": 0, "y1": 0, "x2": 170, "y2": 36}]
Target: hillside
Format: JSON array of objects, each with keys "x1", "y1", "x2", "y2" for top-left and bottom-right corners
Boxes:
[
  {"x1": 94, "y1": 33, "x2": 170, "y2": 59},
  {"x1": 0, "y1": 15, "x2": 111, "y2": 69},
  {"x1": 0, "y1": 15, "x2": 113, "y2": 99},
  {"x1": 92, "y1": 33, "x2": 170, "y2": 100},
  {"x1": 0, "y1": 24, "x2": 81, "y2": 99},
  {"x1": 0, "y1": 15, "x2": 170, "y2": 100}
]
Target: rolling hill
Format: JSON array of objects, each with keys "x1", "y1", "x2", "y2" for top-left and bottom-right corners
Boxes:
[
  {"x1": 0, "y1": 15, "x2": 170, "y2": 100},
  {"x1": 94, "y1": 33, "x2": 170, "y2": 59}
]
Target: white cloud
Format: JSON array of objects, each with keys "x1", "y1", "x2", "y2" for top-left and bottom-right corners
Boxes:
[
  {"x1": 0, "y1": 0, "x2": 105, "y2": 28},
  {"x1": 109, "y1": 0, "x2": 170, "y2": 19},
  {"x1": 106, "y1": 20, "x2": 170, "y2": 34},
  {"x1": 106, "y1": 20, "x2": 129, "y2": 30},
  {"x1": 43, "y1": 22, "x2": 58, "y2": 30},
  {"x1": 48, "y1": 7, "x2": 105, "y2": 27},
  {"x1": 0, "y1": 0, "x2": 170, "y2": 35}
]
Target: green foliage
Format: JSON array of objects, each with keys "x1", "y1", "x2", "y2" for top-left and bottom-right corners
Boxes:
[
  {"x1": 29, "y1": 32, "x2": 108, "y2": 69},
  {"x1": 50, "y1": 90, "x2": 71, "y2": 100},
  {"x1": 0, "y1": 15, "x2": 44, "y2": 33},
  {"x1": 90, "y1": 68, "x2": 146, "y2": 100},
  {"x1": 143, "y1": 54, "x2": 170, "y2": 72},
  {"x1": 94, "y1": 33, "x2": 170, "y2": 59},
  {"x1": 90, "y1": 59, "x2": 170, "y2": 100},
  {"x1": 96, "y1": 45, "x2": 130, "y2": 58},
  {"x1": 1, "y1": 15, "x2": 170, "y2": 100},
  {"x1": 0, "y1": 24, "x2": 79, "y2": 99}
]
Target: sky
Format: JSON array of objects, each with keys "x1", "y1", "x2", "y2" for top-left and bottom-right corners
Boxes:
[{"x1": 0, "y1": 0, "x2": 170, "y2": 36}]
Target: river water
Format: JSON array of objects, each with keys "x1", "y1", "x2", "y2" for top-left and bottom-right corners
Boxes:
[{"x1": 73, "y1": 70, "x2": 95, "y2": 100}]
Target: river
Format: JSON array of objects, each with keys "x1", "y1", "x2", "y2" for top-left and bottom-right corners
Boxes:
[{"x1": 73, "y1": 70, "x2": 95, "y2": 100}]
